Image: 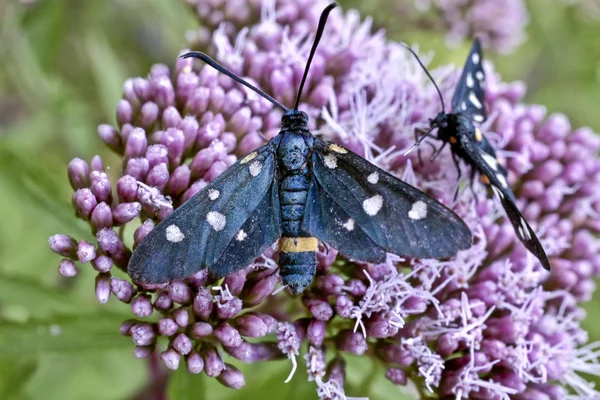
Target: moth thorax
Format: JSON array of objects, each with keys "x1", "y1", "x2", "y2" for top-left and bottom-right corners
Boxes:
[
  {"x1": 278, "y1": 133, "x2": 310, "y2": 170},
  {"x1": 436, "y1": 125, "x2": 453, "y2": 143}
]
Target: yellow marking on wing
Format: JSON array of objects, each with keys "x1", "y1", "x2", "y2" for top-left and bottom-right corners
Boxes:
[
  {"x1": 475, "y1": 128, "x2": 483, "y2": 142},
  {"x1": 279, "y1": 237, "x2": 318, "y2": 253},
  {"x1": 449, "y1": 136, "x2": 458, "y2": 144},
  {"x1": 240, "y1": 152, "x2": 258, "y2": 164},
  {"x1": 479, "y1": 175, "x2": 491, "y2": 185},
  {"x1": 329, "y1": 143, "x2": 348, "y2": 154}
]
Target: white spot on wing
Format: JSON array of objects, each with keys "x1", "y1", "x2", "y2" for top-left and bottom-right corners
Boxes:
[
  {"x1": 342, "y1": 218, "x2": 355, "y2": 231},
  {"x1": 249, "y1": 161, "x2": 263, "y2": 177},
  {"x1": 362, "y1": 195, "x2": 383, "y2": 216},
  {"x1": 208, "y1": 189, "x2": 220, "y2": 201},
  {"x1": 472, "y1": 53, "x2": 480, "y2": 64},
  {"x1": 461, "y1": 101, "x2": 467, "y2": 111},
  {"x1": 468, "y1": 92, "x2": 482, "y2": 109},
  {"x1": 466, "y1": 73, "x2": 474, "y2": 88},
  {"x1": 367, "y1": 172, "x2": 379, "y2": 184},
  {"x1": 520, "y1": 218, "x2": 532, "y2": 240},
  {"x1": 481, "y1": 153, "x2": 499, "y2": 170},
  {"x1": 236, "y1": 229, "x2": 247, "y2": 241},
  {"x1": 476, "y1": 71, "x2": 484, "y2": 81},
  {"x1": 166, "y1": 224, "x2": 185, "y2": 243},
  {"x1": 324, "y1": 154, "x2": 337, "y2": 169},
  {"x1": 496, "y1": 173, "x2": 508, "y2": 188},
  {"x1": 408, "y1": 201, "x2": 428, "y2": 220},
  {"x1": 473, "y1": 114, "x2": 485, "y2": 122},
  {"x1": 207, "y1": 211, "x2": 226, "y2": 231},
  {"x1": 491, "y1": 185, "x2": 504, "y2": 200},
  {"x1": 518, "y1": 225, "x2": 526, "y2": 240}
]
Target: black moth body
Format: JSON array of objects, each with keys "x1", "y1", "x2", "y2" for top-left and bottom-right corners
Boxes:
[
  {"x1": 408, "y1": 38, "x2": 551, "y2": 271},
  {"x1": 128, "y1": 3, "x2": 473, "y2": 294}
]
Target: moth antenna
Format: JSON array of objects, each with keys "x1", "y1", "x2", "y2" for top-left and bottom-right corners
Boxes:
[
  {"x1": 403, "y1": 126, "x2": 436, "y2": 156},
  {"x1": 293, "y1": 2, "x2": 338, "y2": 111},
  {"x1": 180, "y1": 51, "x2": 289, "y2": 112},
  {"x1": 401, "y1": 43, "x2": 446, "y2": 114}
]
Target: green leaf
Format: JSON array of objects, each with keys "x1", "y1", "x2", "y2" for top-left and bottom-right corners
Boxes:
[
  {"x1": 167, "y1": 367, "x2": 206, "y2": 400},
  {"x1": 207, "y1": 360, "x2": 317, "y2": 400},
  {"x1": 345, "y1": 354, "x2": 417, "y2": 400},
  {"x1": 0, "y1": 312, "x2": 131, "y2": 354},
  {"x1": 0, "y1": 357, "x2": 37, "y2": 400},
  {"x1": 84, "y1": 32, "x2": 128, "y2": 121},
  {"x1": 25, "y1": 350, "x2": 147, "y2": 400},
  {"x1": 0, "y1": 277, "x2": 88, "y2": 319}
]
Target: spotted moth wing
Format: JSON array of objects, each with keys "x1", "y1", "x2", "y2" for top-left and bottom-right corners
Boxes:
[
  {"x1": 452, "y1": 38, "x2": 487, "y2": 123},
  {"x1": 128, "y1": 142, "x2": 281, "y2": 284},
  {"x1": 303, "y1": 174, "x2": 388, "y2": 263},
  {"x1": 457, "y1": 133, "x2": 551, "y2": 270},
  {"x1": 308, "y1": 139, "x2": 472, "y2": 260},
  {"x1": 207, "y1": 182, "x2": 281, "y2": 278}
]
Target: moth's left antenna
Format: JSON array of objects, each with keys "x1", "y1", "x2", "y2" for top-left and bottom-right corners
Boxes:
[
  {"x1": 293, "y1": 3, "x2": 338, "y2": 111},
  {"x1": 180, "y1": 51, "x2": 289, "y2": 112}
]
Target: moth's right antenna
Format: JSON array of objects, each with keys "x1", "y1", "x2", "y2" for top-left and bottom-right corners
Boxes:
[
  {"x1": 401, "y1": 43, "x2": 446, "y2": 114},
  {"x1": 293, "y1": 3, "x2": 338, "y2": 111},
  {"x1": 401, "y1": 43, "x2": 446, "y2": 156}
]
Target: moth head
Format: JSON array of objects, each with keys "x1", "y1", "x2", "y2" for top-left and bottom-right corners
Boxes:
[
  {"x1": 281, "y1": 110, "x2": 309, "y2": 133},
  {"x1": 282, "y1": 109, "x2": 309, "y2": 124},
  {"x1": 431, "y1": 112, "x2": 449, "y2": 129}
]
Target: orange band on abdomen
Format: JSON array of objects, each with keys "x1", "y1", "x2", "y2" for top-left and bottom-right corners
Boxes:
[{"x1": 279, "y1": 237, "x2": 318, "y2": 253}]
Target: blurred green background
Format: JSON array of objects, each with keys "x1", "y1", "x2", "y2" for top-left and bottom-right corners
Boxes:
[{"x1": 0, "y1": 0, "x2": 598, "y2": 399}]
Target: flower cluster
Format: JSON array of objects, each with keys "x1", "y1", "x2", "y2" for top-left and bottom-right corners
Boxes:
[
  {"x1": 406, "y1": 0, "x2": 529, "y2": 53},
  {"x1": 49, "y1": 0, "x2": 600, "y2": 398}
]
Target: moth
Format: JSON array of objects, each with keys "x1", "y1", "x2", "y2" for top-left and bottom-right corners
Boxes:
[
  {"x1": 404, "y1": 38, "x2": 551, "y2": 271},
  {"x1": 128, "y1": 3, "x2": 473, "y2": 294}
]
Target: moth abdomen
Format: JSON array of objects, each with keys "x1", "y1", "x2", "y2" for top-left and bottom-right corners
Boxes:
[
  {"x1": 281, "y1": 190, "x2": 308, "y2": 205},
  {"x1": 277, "y1": 138, "x2": 317, "y2": 293},
  {"x1": 282, "y1": 205, "x2": 305, "y2": 220},
  {"x1": 279, "y1": 160, "x2": 310, "y2": 237},
  {"x1": 279, "y1": 238, "x2": 318, "y2": 295},
  {"x1": 281, "y1": 174, "x2": 310, "y2": 191}
]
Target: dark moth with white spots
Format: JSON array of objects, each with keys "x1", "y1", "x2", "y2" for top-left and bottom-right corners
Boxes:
[
  {"x1": 406, "y1": 38, "x2": 551, "y2": 271},
  {"x1": 128, "y1": 3, "x2": 473, "y2": 294}
]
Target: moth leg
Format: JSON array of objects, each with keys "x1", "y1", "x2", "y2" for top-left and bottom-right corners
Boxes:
[
  {"x1": 414, "y1": 128, "x2": 426, "y2": 165},
  {"x1": 412, "y1": 128, "x2": 438, "y2": 165},
  {"x1": 469, "y1": 167, "x2": 479, "y2": 205},
  {"x1": 424, "y1": 142, "x2": 438, "y2": 156},
  {"x1": 429, "y1": 140, "x2": 447, "y2": 162},
  {"x1": 452, "y1": 152, "x2": 462, "y2": 202}
]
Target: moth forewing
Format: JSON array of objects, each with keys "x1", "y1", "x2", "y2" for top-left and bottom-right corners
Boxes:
[
  {"x1": 458, "y1": 135, "x2": 551, "y2": 270},
  {"x1": 128, "y1": 144, "x2": 279, "y2": 284},
  {"x1": 310, "y1": 140, "x2": 472, "y2": 259}
]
